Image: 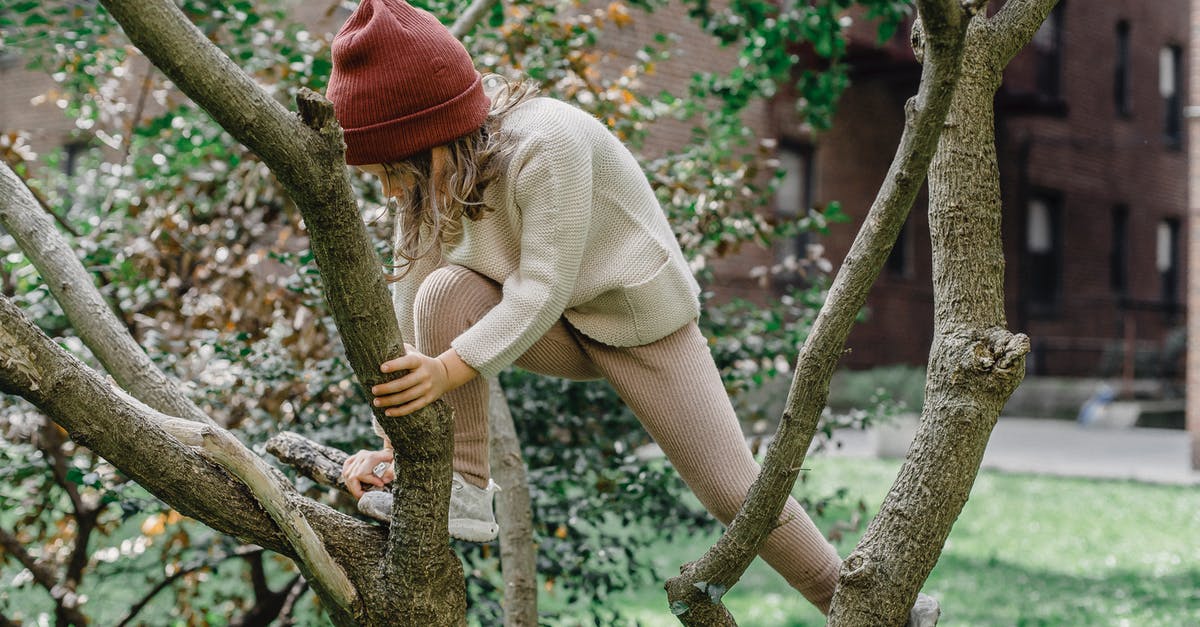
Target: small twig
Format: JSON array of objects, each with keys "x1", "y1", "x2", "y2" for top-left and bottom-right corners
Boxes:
[
  {"x1": 0, "y1": 259, "x2": 14, "y2": 297},
  {"x1": 117, "y1": 546, "x2": 263, "y2": 627},
  {"x1": 160, "y1": 418, "x2": 357, "y2": 613},
  {"x1": 449, "y1": 0, "x2": 502, "y2": 39},
  {"x1": 0, "y1": 526, "x2": 89, "y2": 626},
  {"x1": 278, "y1": 576, "x2": 310, "y2": 626},
  {"x1": 9, "y1": 164, "x2": 80, "y2": 238},
  {"x1": 37, "y1": 419, "x2": 86, "y2": 514}
]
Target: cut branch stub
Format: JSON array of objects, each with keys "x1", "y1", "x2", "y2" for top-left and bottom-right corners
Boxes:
[
  {"x1": 297, "y1": 87, "x2": 338, "y2": 132},
  {"x1": 267, "y1": 431, "x2": 350, "y2": 489}
]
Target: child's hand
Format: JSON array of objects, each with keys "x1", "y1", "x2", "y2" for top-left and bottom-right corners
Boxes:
[
  {"x1": 342, "y1": 448, "x2": 395, "y2": 499},
  {"x1": 372, "y1": 344, "x2": 453, "y2": 417}
]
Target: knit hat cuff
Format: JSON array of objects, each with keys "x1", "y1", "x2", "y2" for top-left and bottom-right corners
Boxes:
[{"x1": 341, "y1": 74, "x2": 489, "y2": 165}]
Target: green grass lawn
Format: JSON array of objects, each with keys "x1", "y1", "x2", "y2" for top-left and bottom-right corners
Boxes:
[{"x1": 605, "y1": 456, "x2": 1200, "y2": 627}]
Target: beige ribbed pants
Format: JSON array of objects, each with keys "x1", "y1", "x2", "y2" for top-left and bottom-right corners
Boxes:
[{"x1": 413, "y1": 265, "x2": 842, "y2": 611}]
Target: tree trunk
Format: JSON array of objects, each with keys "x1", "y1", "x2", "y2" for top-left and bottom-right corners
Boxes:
[
  {"x1": 827, "y1": 2, "x2": 1059, "y2": 623},
  {"x1": 664, "y1": 1, "x2": 980, "y2": 622},
  {"x1": 487, "y1": 379, "x2": 539, "y2": 626}
]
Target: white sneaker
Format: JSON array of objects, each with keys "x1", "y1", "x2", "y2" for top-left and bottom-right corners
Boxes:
[
  {"x1": 907, "y1": 592, "x2": 941, "y2": 627},
  {"x1": 356, "y1": 471, "x2": 500, "y2": 543}
]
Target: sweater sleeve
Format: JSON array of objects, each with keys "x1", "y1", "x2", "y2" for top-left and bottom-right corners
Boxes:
[{"x1": 451, "y1": 125, "x2": 592, "y2": 377}]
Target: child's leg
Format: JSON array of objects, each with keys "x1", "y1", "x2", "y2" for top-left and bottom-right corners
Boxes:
[
  {"x1": 412, "y1": 265, "x2": 601, "y2": 488},
  {"x1": 577, "y1": 321, "x2": 842, "y2": 612}
]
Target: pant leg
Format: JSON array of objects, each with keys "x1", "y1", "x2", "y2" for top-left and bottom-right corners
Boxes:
[
  {"x1": 575, "y1": 321, "x2": 842, "y2": 612},
  {"x1": 412, "y1": 266, "x2": 601, "y2": 487}
]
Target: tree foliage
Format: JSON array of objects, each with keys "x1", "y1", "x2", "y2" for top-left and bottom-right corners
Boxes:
[{"x1": 1, "y1": 0, "x2": 910, "y2": 623}]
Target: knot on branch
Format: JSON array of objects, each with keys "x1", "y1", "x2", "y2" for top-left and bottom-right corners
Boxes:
[
  {"x1": 838, "y1": 549, "x2": 878, "y2": 587},
  {"x1": 909, "y1": 17, "x2": 926, "y2": 64},
  {"x1": 664, "y1": 571, "x2": 738, "y2": 626},
  {"x1": 296, "y1": 87, "x2": 338, "y2": 133},
  {"x1": 971, "y1": 328, "x2": 1030, "y2": 375},
  {"x1": 0, "y1": 324, "x2": 41, "y2": 392}
]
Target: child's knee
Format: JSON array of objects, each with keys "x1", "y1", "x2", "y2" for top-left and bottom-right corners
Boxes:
[{"x1": 413, "y1": 266, "x2": 497, "y2": 343}]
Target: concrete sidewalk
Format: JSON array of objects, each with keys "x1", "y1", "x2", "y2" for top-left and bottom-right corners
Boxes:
[{"x1": 825, "y1": 417, "x2": 1200, "y2": 485}]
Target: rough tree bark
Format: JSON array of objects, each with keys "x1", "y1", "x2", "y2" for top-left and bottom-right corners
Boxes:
[
  {"x1": 827, "y1": 1, "x2": 1055, "y2": 623},
  {"x1": 0, "y1": 296, "x2": 370, "y2": 625},
  {"x1": 664, "y1": 0, "x2": 982, "y2": 623}
]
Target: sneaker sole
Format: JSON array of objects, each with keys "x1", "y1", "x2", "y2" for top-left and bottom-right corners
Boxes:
[{"x1": 450, "y1": 518, "x2": 499, "y2": 543}]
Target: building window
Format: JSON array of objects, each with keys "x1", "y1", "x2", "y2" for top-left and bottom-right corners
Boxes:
[
  {"x1": 886, "y1": 218, "x2": 910, "y2": 277},
  {"x1": 1109, "y1": 205, "x2": 1128, "y2": 294},
  {"x1": 1157, "y1": 218, "x2": 1181, "y2": 305},
  {"x1": 1025, "y1": 194, "x2": 1062, "y2": 311},
  {"x1": 1161, "y1": 45, "x2": 1184, "y2": 147},
  {"x1": 1114, "y1": 21, "x2": 1131, "y2": 117},
  {"x1": 1033, "y1": 3, "x2": 1065, "y2": 99},
  {"x1": 775, "y1": 144, "x2": 814, "y2": 275}
]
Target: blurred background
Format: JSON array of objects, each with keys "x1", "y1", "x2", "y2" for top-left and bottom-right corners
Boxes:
[{"x1": 0, "y1": 0, "x2": 1197, "y2": 625}]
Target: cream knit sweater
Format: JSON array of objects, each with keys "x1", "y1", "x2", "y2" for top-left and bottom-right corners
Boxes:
[{"x1": 392, "y1": 97, "x2": 701, "y2": 378}]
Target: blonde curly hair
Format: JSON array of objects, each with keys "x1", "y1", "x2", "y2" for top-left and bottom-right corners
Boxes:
[{"x1": 381, "y1": 77, "x2": 541, "y2": 279}]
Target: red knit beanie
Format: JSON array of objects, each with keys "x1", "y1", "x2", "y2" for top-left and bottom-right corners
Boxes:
[{"x1": 326, "y1": 0, "x2": 490, "y2": 165}]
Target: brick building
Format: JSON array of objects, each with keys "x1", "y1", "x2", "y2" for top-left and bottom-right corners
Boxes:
[{"x1": 767, "y1": 2, "x2": 1190, "y2": 378}]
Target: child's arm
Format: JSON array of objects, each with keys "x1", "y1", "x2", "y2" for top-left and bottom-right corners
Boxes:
[{"x1": 341, "y1": 419, "x2": 395, "y2": 498}]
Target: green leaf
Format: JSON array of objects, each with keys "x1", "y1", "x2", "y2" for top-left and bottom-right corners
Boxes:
[{"x1": 670, "y1": 600, "x2": 690, "y2": 616}]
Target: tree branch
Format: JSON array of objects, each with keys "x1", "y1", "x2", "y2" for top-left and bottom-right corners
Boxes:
[
  {"x1": 266, "y1": 431, "x2": 348, "y2": 490},
  {"x1": 449, "y1": 0, "x2": 502, "y2": 39},
  {"x1": 117, "y1": 545, "x2": 263, "y2": 627},
  {"x1": 37, "y1": 420, "x2": 86, "y2": 515},
  {"x1": 664, "y1": 1, "x2": 975, "y2": 623},
  {"x1": 0, "y1": 294, "x2": 384, "y2": 626},
  {"x1": 5, "y1": 163, "x2": 81, "y2": 238},
  {"x1": 487, "y1": 378, "x2": 538, "y2": 626},
  {"x1": 984, "y1": 0, "x2": 1061, "y2": 65},
  {"x1": 828, "y1": 2, "x2": 1040, "y2": 622},
  {"x1": 96, "y1": 0, "x2": 474, "y2": 620},
  {"x1": 0, "y1": 161, "x2": 215, "y2": 427},
  {"x1": 278, "y1": 576, "x2": 311, "y2": 627},
  {"x1": 160, "y1": 417, "x2": 357, "y2": 613},
  {"x1": 0, "y1": 525, "x2": 89, "y2": 626},
  {"x1": 96, "y1": 1, "x2": 316, "y2": 190}
]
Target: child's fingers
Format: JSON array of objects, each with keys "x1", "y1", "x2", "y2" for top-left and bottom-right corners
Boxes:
[
  {"x1": 345, "y1": 476, "x2": 363, "y2": 499},
  {"x1": 389, "y1": 396, "x2": 430, "y2": 417},
  {"x1": 374, "y1": 383, "x2": 430, "y2": 409},
  {"x1": 380, "y1": 353, "x2": 422, "y2": 374},
  {"x1": 372, "y1": 370, "x2": 423, "y2": 396}
]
